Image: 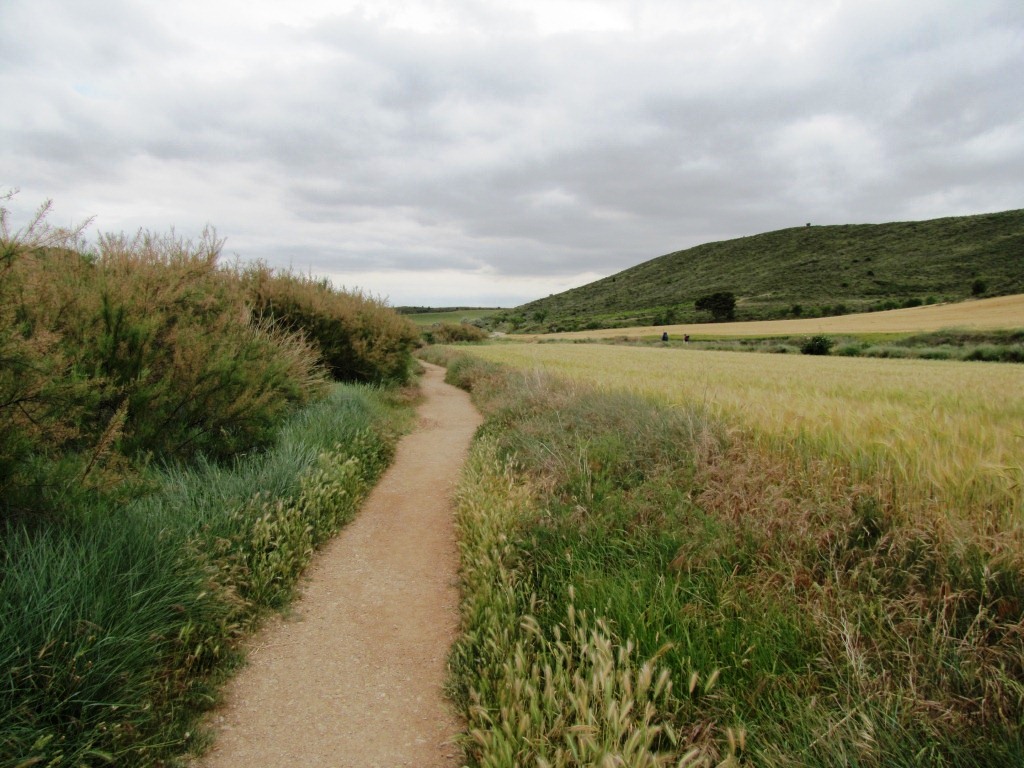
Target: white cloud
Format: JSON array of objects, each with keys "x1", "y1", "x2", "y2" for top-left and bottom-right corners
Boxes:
[{"x1": 2, "y1": 0, "x2": 1022, "y2": 306}]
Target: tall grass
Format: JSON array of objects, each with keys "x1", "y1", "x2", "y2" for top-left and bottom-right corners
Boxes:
[
  {"x1": 0, "y1": 384, "x2": 410, "y2": 767},
  {"x1": 1, "y1": 192, "x2": 419, "y2": 765},
  {"x1": 462, "y1": 344, "x2": 1024, "y2": 533},
  {"x1": 425, "y1": 348, "x2": 1024, "y2": 767}
]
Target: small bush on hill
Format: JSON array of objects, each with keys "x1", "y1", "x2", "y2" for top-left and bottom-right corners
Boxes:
[{"x1": 694, "y1": 291, "x2": 736, "y2": 322}]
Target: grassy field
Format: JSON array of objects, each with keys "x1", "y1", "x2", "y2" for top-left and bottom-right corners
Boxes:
[
  {"x1": 426, "y1": 346, "x2": 1024, "y2": 766},
  {"x1": 400, "y1": 308, "x2": 501, "y2": 327},
  {"x1": 462, "y1": 343, "x2": 1024, "y2": 527},
  {"x1": 522, "y1": 293, "x2": 1024, "y2": 340}
]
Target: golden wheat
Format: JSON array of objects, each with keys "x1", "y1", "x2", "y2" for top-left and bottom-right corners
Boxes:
[
  {"x1": 525, "y1": 293, "x2": 1024, "y2": 340},
  {"x1": 462, "y1": 344, "x2": 1024, "y2": 531}
]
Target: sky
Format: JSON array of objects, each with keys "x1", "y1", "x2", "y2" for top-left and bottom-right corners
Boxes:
[{"x1": 2, "y1": 0, "x2": 1022, "y2": 307}]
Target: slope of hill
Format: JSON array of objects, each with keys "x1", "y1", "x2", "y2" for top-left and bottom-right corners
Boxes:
[{"x1": 493, "y1": 209, "x2": 1024, "y2": 333}]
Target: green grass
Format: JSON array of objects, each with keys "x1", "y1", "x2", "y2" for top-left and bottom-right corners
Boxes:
[
  {"x1": 425, "y1": 348, "x2": 1024, "y2": 767},
  {"x1": 0, "y1": 384, "x2": 411, "y2": 767},
  {"x1": 489, "y1": 209, "x2": 1024, "y2": 333},
  {"x1": 568, "y1": 328, "x2": 1024, "y2": 363},
  {"x1": 398, "y1": 308, "x2": 502, "y2": 327}
]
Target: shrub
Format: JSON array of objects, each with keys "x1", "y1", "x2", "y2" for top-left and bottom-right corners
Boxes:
[
  {"x1": 863, "y1": 345, "x2": 912, "y2": 358},
  {"x1": 421, "y1": 322, "x2": 488, "y2": 344},
  {"x1": 694, "y1": 291, "x2": 736, "y2": 322},
  {"x1": 245, "y1": 266, "x2": 418, "y2": 384},
  {"x1": 834, "y1": 343, "x2": 864, "y2": 357},
  {"x1": 800, "y1": 335, "x2": 834, "y2": 355},
  {"x1": 10, "y1": 229, "x2": 329, "y2": 466}
]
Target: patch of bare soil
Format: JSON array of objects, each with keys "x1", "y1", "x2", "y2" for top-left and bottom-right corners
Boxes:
[{"x1": 191, "y1": 362, "x2": 481, "y2": 768}]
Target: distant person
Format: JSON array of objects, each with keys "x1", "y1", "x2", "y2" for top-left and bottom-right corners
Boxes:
[
  {"x1": 684, "y1": 334, "x2": 690, "y2": 343},
  {"x1": 661, "y1": 331, "x2": 669, "y2": 342}
]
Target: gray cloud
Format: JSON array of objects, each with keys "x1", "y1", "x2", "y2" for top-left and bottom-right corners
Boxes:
[{"x1": 2, "y1": 0, "x2": 1022, "y2": 305}]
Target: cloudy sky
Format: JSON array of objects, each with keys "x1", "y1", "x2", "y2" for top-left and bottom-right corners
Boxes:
[{"x1": 2, "y1": 0, "x2": 1022, "y2": 306}]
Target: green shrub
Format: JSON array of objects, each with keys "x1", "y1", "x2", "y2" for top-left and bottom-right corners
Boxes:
[
  {"x1": 5, "y1": 228, "x2": 328, "y2": 471},
  {"x1": 421, "y1": 322, "x2": 488, "y2": 344},
  {"x1": 800, "y1": 335, "x2": 834, "y2": 355},
  {"x1": 694, "y1": 291, "x2": 736, "y2": 322},
  {"x1": 863, "y1": 345, "x2": 913, "y2": 358},
  {"x1": 835, "y1": 343, "x2": 864, "y2": 356},
  {"x1": 245, "y1": 265, "x2": 419, "y2": 384}
]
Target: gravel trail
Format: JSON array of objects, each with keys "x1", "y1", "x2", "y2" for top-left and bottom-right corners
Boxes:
[{"x1": 193, "y1": 362, "x2": 480, "y2": 767}]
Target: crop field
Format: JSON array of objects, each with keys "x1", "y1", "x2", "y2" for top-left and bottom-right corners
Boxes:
[
  {"x1": 465, "y1": 343, "x2": 1024, "y2": 527},
  {"x1": 431, "y1": 344, "x2": 1024, "y2": 765},
  {"x1": 401, "y1": 308, "x2": 501, "y2": 327},
  {"x1": 525, "y1": 293, "x2": 1024, "y2": 340}
]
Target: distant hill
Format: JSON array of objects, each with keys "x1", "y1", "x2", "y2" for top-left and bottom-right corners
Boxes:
[{"x1": 492, "y1": 209, "x2": 1024, "y2": 333}]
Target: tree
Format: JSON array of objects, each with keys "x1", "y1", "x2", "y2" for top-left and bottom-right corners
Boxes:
[
  {"x1": 801, "y1": 335, "x2": 834, "y2": 355},
  {"x1": 694, "y1": 292, "x2": 736, "y2": 322}
]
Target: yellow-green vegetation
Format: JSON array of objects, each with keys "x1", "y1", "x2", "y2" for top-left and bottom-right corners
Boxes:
[
  {"x1": 1, "y1": 197, "x2": 417, "y2": 519},
  {"x1": 246, "y1": 266, "x2": 419, "y2": 383},
  {"x1": 421, "y1": 321, "x2": 490, "y2": 345},
  {"x1": 526, "y1": 293, "x2": 1024, "y2": 340},
  {"x1": 464, "y1": 343, "x2": 1024, "y2": 531},
  {"x1": 1, "y1": 384, "x2": 410, "y2": 766},
  {"x1": 399, "y1": 307, "x2": 501, "y2": 327},
  {"x1": 426, "y1": 346, "x2": 1023, "y2": 766},
  {"x1": 493, "y1": 208, "x2": 1024, "y2": 333},
  {"x1": 1, "y1": 197, "x2": 418, "y2": 765}
]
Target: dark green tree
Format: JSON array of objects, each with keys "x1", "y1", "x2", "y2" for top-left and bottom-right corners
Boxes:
[{"x1": 694, "y1": 292, "x2": 736, "y2": 322}]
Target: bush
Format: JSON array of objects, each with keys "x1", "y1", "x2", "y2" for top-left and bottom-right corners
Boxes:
[
  {"x1": 863, "y1": 345, "x2": 913, "y2": 358},
  {"x1": 245, "y1": 266, "x2": 418, "y2": 384},
  {"x1": 421, "y1": 322, "x2": 488, "y2": 344},
  {"x1": 800, "y1": 335, "x2": 834, "y2": 355},
  {"x1": 694, "y1": 291, "x2": 736, "y2": 322},
  {"x1": 834, "y1": 343, "x2": 864, "y2": 357},
  {"x1": 6, "y1": 228, "x2": 328, "y2": 470},
  {"x1": 2, "y1": 196, "x2": 414, "y2": 522}
]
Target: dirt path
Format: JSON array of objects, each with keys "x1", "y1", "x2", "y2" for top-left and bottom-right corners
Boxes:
[{"x1": 193, "y1": 362, "x2": 480, "y2": 768}]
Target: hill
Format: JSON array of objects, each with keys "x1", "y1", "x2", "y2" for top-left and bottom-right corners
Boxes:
[{"x1": 492, "y1": 209, "x2": 1024, "y2": 333}]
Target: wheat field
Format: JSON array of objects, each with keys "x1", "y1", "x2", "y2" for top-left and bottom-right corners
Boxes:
[
  {"x1": 524, "y1": 293, "x2": 1024, "y2": 340},
  {"x1": 464, "y1": 343, "x2": 1024, "y2": 531}
]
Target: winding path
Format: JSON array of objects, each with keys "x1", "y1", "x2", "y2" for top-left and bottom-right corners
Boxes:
[{"x1": 193, "y1": 362, "x2": 480, "y2": 767}]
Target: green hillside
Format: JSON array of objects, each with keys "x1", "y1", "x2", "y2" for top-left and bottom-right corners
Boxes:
[{"x1": 493, "y1": 209, "x2": 1024, "y2": 333}]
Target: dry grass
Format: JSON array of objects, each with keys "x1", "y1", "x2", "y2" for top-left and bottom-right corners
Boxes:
[
  {"x1": 462, "y1": 344, "x2": 1024, "y2": 534},
  {"x1": 523, "y1": 294, "x2": 1024, "y2": 340},
  {"x1": 434, "y1": 348, "x2": 1024, "y2": 765}
]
